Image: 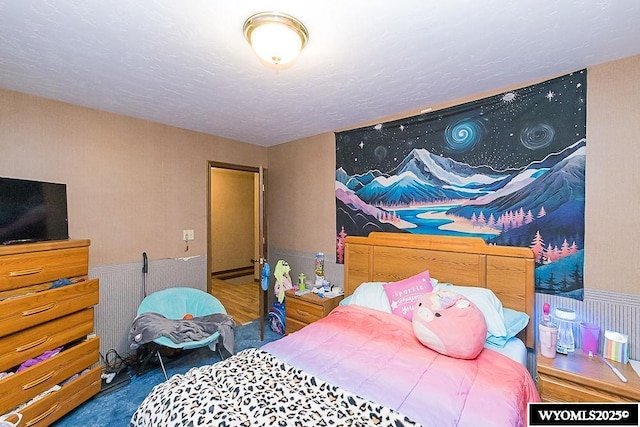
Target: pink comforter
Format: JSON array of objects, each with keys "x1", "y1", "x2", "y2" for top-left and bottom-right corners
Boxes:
[{"x1": 262, "y1": 304, "x2": 540, "y2": 427}]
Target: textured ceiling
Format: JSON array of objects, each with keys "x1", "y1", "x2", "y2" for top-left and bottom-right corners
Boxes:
[{"x1": 1, "y1": 1, "x2": 639, "y2": 147}]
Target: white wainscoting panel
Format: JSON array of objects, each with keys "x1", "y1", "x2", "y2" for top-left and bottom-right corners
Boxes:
[
  {"x1": 90, "y1": 255, "x2": 207, "y2": 358},
  {"x1": 268, "y1": 248, "x2": 343, "y2": 288}
]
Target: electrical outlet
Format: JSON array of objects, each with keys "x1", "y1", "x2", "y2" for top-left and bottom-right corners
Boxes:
[{"x1": 183, "y1": 229, "x2": 194, "y2": 241}]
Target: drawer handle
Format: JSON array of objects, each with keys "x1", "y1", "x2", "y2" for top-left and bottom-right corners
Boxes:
[
  {"x1": 25, "y1": 403, "x2": 59, "y2": 427},
  {"x1": 9, "y1": 267, "x2": 44, "y2": 277},
  {"x1": 22, "y1": 370, "x2": 56, "y2": 390},
  {"x1": 295, "y1": 309, "x2": 310, "y2": 317},
  {"x1": 22, "y1": 303, "x2": 57, "y2": 316},
  {"x1": 16, "y1": 336, "x2": 49, "y2": 352}
]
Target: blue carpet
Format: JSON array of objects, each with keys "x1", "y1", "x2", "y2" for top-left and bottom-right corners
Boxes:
[{"x1": 53, "y1": 319, "x2": 282, "y2": 427}]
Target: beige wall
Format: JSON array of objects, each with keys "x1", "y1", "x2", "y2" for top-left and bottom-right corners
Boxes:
[
  {"x1": 210, "y1": 168, "x2": 256, "y2": 272},
  {"x1": 584, "y1": 56, "x2": 640, "y2": 293},
  {"x1": 267, "y1": 55, "x2": 640, "y2": 295},
  {"x1": 268, "y1": 132, "x2": 336, "y2": 253},
  {"x1": 0, "y1": 90, "x2": 267, "y2": 266}
]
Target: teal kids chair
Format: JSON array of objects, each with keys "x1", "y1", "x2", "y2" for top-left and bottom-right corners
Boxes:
[{"x1": 134, "y1": 287, "x2": 230, "y2": 380}]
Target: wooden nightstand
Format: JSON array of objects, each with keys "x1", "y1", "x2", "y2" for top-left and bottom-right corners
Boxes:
[
  {"x1": 537, "y1": 350, "x2": 640, "y2": 402},
  {"x1": 284, "y1": 289, "x2": 343, "y2": 334}
]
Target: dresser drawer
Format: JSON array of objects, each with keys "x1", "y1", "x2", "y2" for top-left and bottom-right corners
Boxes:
[
  {"x1": 0, "y1": 246, "x2": 89, "y2": 292},
  {"x1": 0, "y1": 279, "x2": 98, "y2": 338},
  {"x1": 0, "y1": 337, "x2": 99, "y2": 414},
  {"x1": 14, "y1": 365, "x2": 101, "y2": 427},
  {"x1": 286, "y1": 297, "x2": 323, "y2": 323},
  {"x1": 0, "y1": 308, "x2": 94, "y2": 372},
  {"x1": 285, "y1": 316, "x2": 308, "y2": 335}
]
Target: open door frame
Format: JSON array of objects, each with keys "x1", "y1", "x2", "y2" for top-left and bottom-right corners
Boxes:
[
  {"x1": 257, "y1": 166, "x2": 269, "y2": 340},
  {"x1": 207, "y1": 162, "x2": 267, "y2": 334}
]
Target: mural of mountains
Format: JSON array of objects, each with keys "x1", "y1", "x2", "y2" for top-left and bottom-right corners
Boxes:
[
  {"x1": 336, "y1": 139, "x2": 586, "y2": 297},
  {"x1": 338, "y1": 141, "x2": 583, "y2": 212},
  {"x1": 392, "y1": 148, "x2": 505, "y2": 189},
  {"x1": 452, "y1": 141, "x2": 586, "y2": 246}
]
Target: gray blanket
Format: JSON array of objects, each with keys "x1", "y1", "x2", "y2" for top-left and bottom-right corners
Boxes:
[{"x1": 129, "y1": 312, "x2": 236, "y2": 356}]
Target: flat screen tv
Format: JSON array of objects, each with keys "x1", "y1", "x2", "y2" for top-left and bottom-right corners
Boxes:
[{"x1": 0, "y1": 177, "x2": 69, "y2": 245}]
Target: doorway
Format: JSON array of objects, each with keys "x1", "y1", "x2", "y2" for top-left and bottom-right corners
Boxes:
[{"x1": 207, "y1": 162, "x2": 266, "y2": 325}]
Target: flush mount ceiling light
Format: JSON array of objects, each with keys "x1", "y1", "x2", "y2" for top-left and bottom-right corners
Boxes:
[{"x1": 243, "y1": 11, "x2": 309, "y2": 66}]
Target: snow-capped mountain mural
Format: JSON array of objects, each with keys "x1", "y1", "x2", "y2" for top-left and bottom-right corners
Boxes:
[{"x1": 335, "y1": 70, "x2": 587, "y2": 299}]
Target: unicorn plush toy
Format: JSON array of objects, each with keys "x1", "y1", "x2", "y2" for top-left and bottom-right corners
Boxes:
[
  {"x1": 274, "y1": 260, "x2": 293, "y2": 303},
  {"x1": 268, "y1": 260, "x2": 294, "y2": 335}
]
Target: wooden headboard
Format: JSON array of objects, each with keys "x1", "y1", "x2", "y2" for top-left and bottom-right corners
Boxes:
[{"x1": 344, "y1": 232, "x2": 536, "y2": 348}]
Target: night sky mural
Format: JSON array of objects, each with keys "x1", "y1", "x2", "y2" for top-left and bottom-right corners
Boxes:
[{"x1": 336, "y1": 70, "x2": 586, "y2": 299}]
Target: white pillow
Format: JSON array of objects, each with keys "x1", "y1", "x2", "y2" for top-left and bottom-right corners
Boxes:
[
  {"x1": 346, "y1": 282, "x2": 392, "y2": 313},
  {"x1": 433, "y1": 283, "x2": 507, "y2": 338}
]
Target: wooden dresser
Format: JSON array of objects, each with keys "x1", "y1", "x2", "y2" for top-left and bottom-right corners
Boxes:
[
  {"x1": 0, "y1": 239, "x2": 100, "y2": 426},
  {"x1": 284, "y1": 289, "x2": 343, "y2": 334},
  {"x1": 537, "y1": 350, "x2": 640, "y2": 402}
]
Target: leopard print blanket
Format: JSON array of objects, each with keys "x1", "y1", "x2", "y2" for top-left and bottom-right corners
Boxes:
[{"x1": 130, "y1": 348, "x2": 417, "y2": 426}]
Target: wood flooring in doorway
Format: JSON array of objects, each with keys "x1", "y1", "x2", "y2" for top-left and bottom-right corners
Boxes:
[{"x1": 211, "y1": 278, "x2": 260, "y2": 325}]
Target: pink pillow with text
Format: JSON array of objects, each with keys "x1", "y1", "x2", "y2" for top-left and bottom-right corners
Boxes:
[{"x1": 383, "y1": 270, "x2": 433, "y2": 320}]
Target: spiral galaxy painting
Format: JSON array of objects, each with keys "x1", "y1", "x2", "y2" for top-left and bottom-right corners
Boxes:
[{"x1": 335, "y1": 70, "x2": 586, "y2": 299}]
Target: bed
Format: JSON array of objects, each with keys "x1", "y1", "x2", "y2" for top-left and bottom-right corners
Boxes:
[{"x1": 130, "y1": 233, "x2": 540, "y2": 426}]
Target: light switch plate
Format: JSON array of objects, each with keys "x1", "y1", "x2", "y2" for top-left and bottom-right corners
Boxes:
[{"x1": 183, "y1": 229, "x2": 194, "y2": 241}]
